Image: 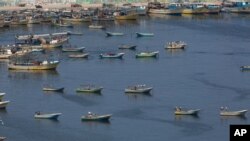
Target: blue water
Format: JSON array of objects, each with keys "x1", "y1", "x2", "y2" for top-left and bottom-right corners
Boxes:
[{"x1": 1, "y1": 14, "x2": 250, "y2": 141}]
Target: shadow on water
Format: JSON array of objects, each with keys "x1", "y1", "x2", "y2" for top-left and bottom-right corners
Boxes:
[
  {"x1": 8, "y1": 70, "x2": 59, "y2": 80},
  {"x1": 125, "y1": 93, "x2": 152, "y2": 101},
  {"x1": 81, "y1": 120, "x2": 111, "y2": 127},
  {"x1": 34, "y1": 118, "x2": 60, "y2": 124},
  {"x1": 174, "y1": 114, "x2": 200, "y2": 121},
  {"x1": 165, "y1": 49, "x2": 186, "y2": 56},
  {"x1": 76, "y1": 92, "x2": 102, "y2": 97},
  {"x1": 58, "y1": 93, "x2": 97, "y2": 107},
  {"x1": 220, "y1": 115, "x2": 248, "y2": 124}
]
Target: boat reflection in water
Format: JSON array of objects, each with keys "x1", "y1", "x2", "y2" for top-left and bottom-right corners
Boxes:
[{"x1": 8, "y1": 69, "x2": 59, "y2": 80}]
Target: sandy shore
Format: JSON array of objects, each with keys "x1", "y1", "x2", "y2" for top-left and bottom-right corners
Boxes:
[{"x1": 0, "y1": 3, "x2": 148, "y2": 11}]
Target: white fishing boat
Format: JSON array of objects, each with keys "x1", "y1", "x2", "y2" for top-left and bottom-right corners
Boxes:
[
  {"x1": 34, "y1": 112, "x2": 62, "y2": 120},
  {"x1": 135, "y1": 51, "x2": 159, "y2": 58},
  {"x1": 174, "y1": 107, "x2": 200, "y2": 115},
  {"x1": 125, "y1": 85, "x2": 153, "y2": 93},
  {"x1": 89, "y1": 24, "x2": 105, "y2": 29},
  {"x1": 0, "y1": 101, "x2": 10, "y2": 109},
  {"x1": 99, "y1": 53, "x2": 125, "y2": 59},
  {"x1": 106, "y1": 32, "x2": 124, "y2": 36},
  {"x1": 81, "y1": 112, "x2": 111, "y2": 121},
  {"x1": 68, "y1": 53, "x2": 89, "y2": 58},
  {"x1": 0, "y1": 137, "x2": 6, "y2": 141},
  {"x1": 220, "y1": 107, "x2": 248, "y2": 116},
  {"x1": 165, "y1": 41, "x2": 187, "y2": 49}
]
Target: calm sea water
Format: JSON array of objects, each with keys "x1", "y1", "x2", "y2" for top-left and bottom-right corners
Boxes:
[{"x1": 1, "y1": 14, "x2": 250, "y2": 141}]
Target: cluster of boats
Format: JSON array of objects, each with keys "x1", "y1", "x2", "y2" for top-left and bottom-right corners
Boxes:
[{"x1": 174, "y1": 106, "x2": 248, "y2": 117}]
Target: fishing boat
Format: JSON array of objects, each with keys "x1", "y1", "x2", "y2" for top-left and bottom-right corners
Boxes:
[
  {"x1": 34, "y1": 112, "x2": 62, "y2": 120},
  {"x1": 0, "y1": 93, "x2": 5, "y2": 101},
  {"x1": 174, "y1": 107, "x2": 200, "y2": 115},
  {"x1": 0, "y1": 101, "x2": 10, "y2": 109},
  {"x1": 62, "y1": 46, "x2": 85, "y2": 52},
  {"x1": 52, "y1": 19, "x2": 73, "y2": 27},
  {"x1": 68, "y1": 53, "x2": 89, "y2": 58},
  {"x1": 42, "y1": 86, "x2": 64, "y2": 92},
  {"x1": 76, "y1": 85, "x2": 103, "y2": 93},
  {"x1": 40, "y1": 37, "x2": 69, "y2": 48},
  {"x1": 125, "y1": 84, "x2": 153, "y2": 93},
  {"x1": 136, "y1": 32, "x2": 154, "y2": 37},
  {"x1": 106, "y1": 32, "x2": 124, "y2": 36},
  {"x1": 220, "y1": 107, "x2": 248, "y2": 116},
  {"x1": 118, "y1": 44, "x2": 137, "y2": 50},
  {"x1": 89, "y1": 24, "x2": 105, "y2": 29},
  {"x1": 165, "y1": 41, "x2": 187, "y2": 49},
  {"x1": 100, "y1": 52, "x2": 125, "y2": 59},
  {"x1": 240, "y1": 66, "x2": 250, "y2": 71},
  {"x1": 8, "y1": 60, "x2": 60, "y2": 70},
  {"x1": 135, "y1": 51, "x2": 159, "y2": 58},
  {"x1": 81, "y1": 112, "x2": 112, "y2": 121},
  {"x1": 0, "y1": 137, "x2": 6, "y2": 141},
  {"x1": 115, "y1": 13, "x2": 138, "y2": 20},
  {"x1": 61, "y1": 17, "x2": 91, "y2": 22}
]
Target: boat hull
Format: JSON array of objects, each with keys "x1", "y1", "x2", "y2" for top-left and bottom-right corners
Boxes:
[
  {"x1": 62, "y1": 47, "x2": 85, "y2": 52},
  {"x1": 69, "y1": 53, "x2": 89, "y2": 58},
  {"x1": 175, "y1": 109, "x2": 200, "y2": 115},
  {"x1": 125, "y1": 87, "x2": 152, "y2": 93},
  {"x1": 34, "y1": 113, "x2": 62, "y2": 119},
  {"x1": 43, "y1": 87, "x2": 64, "y2": 92},
  {"x1": 76, "y1": 87, "x2": 103, "y2": 93},
  {"x1": 115, "y1": 14, "x2": 138, "y2": 20},
  {"x1": 106, "y1": 32, "x2": 124, "y2": 36},
  {"x1": 100, "y1": 53, "x2": 124, "y2": 59},
  {"x1": 136, "y1": 32, "x2": 154, "y2": 37},
  {"x1": 8, "y1": 62, "x2": 59, "y2": 70},
  {"x1": 0, "y1": 101, "x2": 10, "y2": 109},
  {"x1": 81, "y1": 114, "x2": 111, "y2": 121},
  {"x1": 136, "y1": 51, "x2": 159, "y2": 58},
  {"x1": 220, "y1": 110, "x2": 248, "y2": 116}
]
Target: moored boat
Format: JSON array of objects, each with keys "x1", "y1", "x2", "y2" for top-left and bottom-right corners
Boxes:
[
  {"x1": 115, "y1": 13, "x2": 138, "y2": 20},
  {"x1": 165, "y1": 41, "x2": 187, "y2": 49},
  {"x1": 136, "y1": 32, "x2": 154, "y2": 37},
  {"x1": 81, "y1": 112, "x2": 112, "y2": 121},
  {"x1": 62, "y1": 46, "x2": 85, "y2": 52},
  {"x1": 0, "y1": 101, "x2": 10, "y2": 109},
  {"x1": 68, "y1": 53, "x2": 89, "y2": 58},
  {"x1": 34, "y1": 112, "x2": 62, "y2": 120},
  {"x1": 106, "y1": 32, "x2": 124, "y2": 36},
  {"x1": 40, "y1": 37, "x2": 69, "y2": 48},
  {"x1": 174, "y1": 107, "x2": 200, "y2": 115},
  {"x1": 135, "y1": 51, "x2": 159, "y2": 58},
  {"x1": 42, "y1": 86, "x2": 64, "y2": 92},
  {"x1": 240, "y1": 66, "x2": 250, "y2": 71},
  {"x1": 118, "y1": 44, "x2": 137, "y2": 50},
  {"x1": 125, "y1": 84, "x2": 153, "y2": 93},
  {"x1": 8, "y1": 60, "x2": 60, "y2": 70},
  {"x1": 76, "y1": 85, "x2": 103, "y2": 93},
  {"x1": 220, "y1": 107, "x2": 247, "y2": 116},
  {"x1": 0, "y1": 137, "x2": 6, "y2": 141},
  {"x1": 89, "y1": 24, "x2": 105, "y2": 29},
  {"x1": 100, "y1": 52, "x2": 125, "y2": 59}
]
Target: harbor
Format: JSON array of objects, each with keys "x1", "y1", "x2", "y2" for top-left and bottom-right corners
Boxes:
[{"x1": 1, "y1": 0, "x2": 250, "y2": 141}]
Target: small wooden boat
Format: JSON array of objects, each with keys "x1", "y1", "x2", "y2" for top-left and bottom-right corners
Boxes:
[
  {"x1": 0, "y1": 101, "x2": 10, "y2": 109},
  {"x1": 62, "y1": 47, "x2": 85, "y2": 52},
  {"x1": 0, "y1": 137, "x2": 6, "y2": 141},
  {"x1": 81, "y1": 112, "x2": 111, "y2": 121},
  {"x1": 0, "y1": 93, "x2": 5, "y2": 101},
  {"x1": 76, "y1": 85, "x2": 103, "y2": 93},
  {"x1": 136, "y1": 32, "x2": 154, "y2": 37},
  {"x1": 42, "y1": 86, "x2": 64, "y2": 92},
  {"x1": 240, "y1": 66, "x2": 250, "y2": 71},
  {"x1": 34, "y1": 112, "x2": 62, "y2": 120},
  {"x1": 165, "y1": 41, "x2": 187, "y2": 49},
  {"x1": 135, "y1": 51, "x2": 159, "y2": 58},
  {"x1": 106, "y1": 32, "x2": 124, "y2": 36},
  {"x1": 68, "y1": 53, "x2": 89, "y2": 58},
  {"x1": 100, "y1": 53, "x2": 125, "y2": 59},
  {"x1": 174, "y1": 107, "x2": 200, "y2": 115},
  {"x1": 89, "y1": 25, "x2": 105, "y2": 29},
  {"x1": 220, "y1": 107, "x2": 247, "y2": 116},
  {"x1": 125, "y1": 85, "x2": 153, "y2": 93},
  {"x1": 118, "y1": 44, "x2": 136, "y2": 50}
]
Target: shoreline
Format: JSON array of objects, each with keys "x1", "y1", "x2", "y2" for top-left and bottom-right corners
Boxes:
[{"x1": 0, "y1": 3, "x2": 148, "y2": 11}]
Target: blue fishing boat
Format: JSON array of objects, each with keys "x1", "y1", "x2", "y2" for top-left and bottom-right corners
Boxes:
[{"x1": 100, "y1": 53, "x2": 125, "y2": 59}]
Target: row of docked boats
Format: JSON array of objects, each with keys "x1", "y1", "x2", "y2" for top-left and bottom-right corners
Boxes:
[
  {"x1": 174, "y1": 106, "x2": 248, "y2": 117},
  {"x1": 42, "y1": 84, "x2": 153, "y2": 94},
  {"x1": 33, "y1": 111, "x2": 111, "y2": 121}
]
